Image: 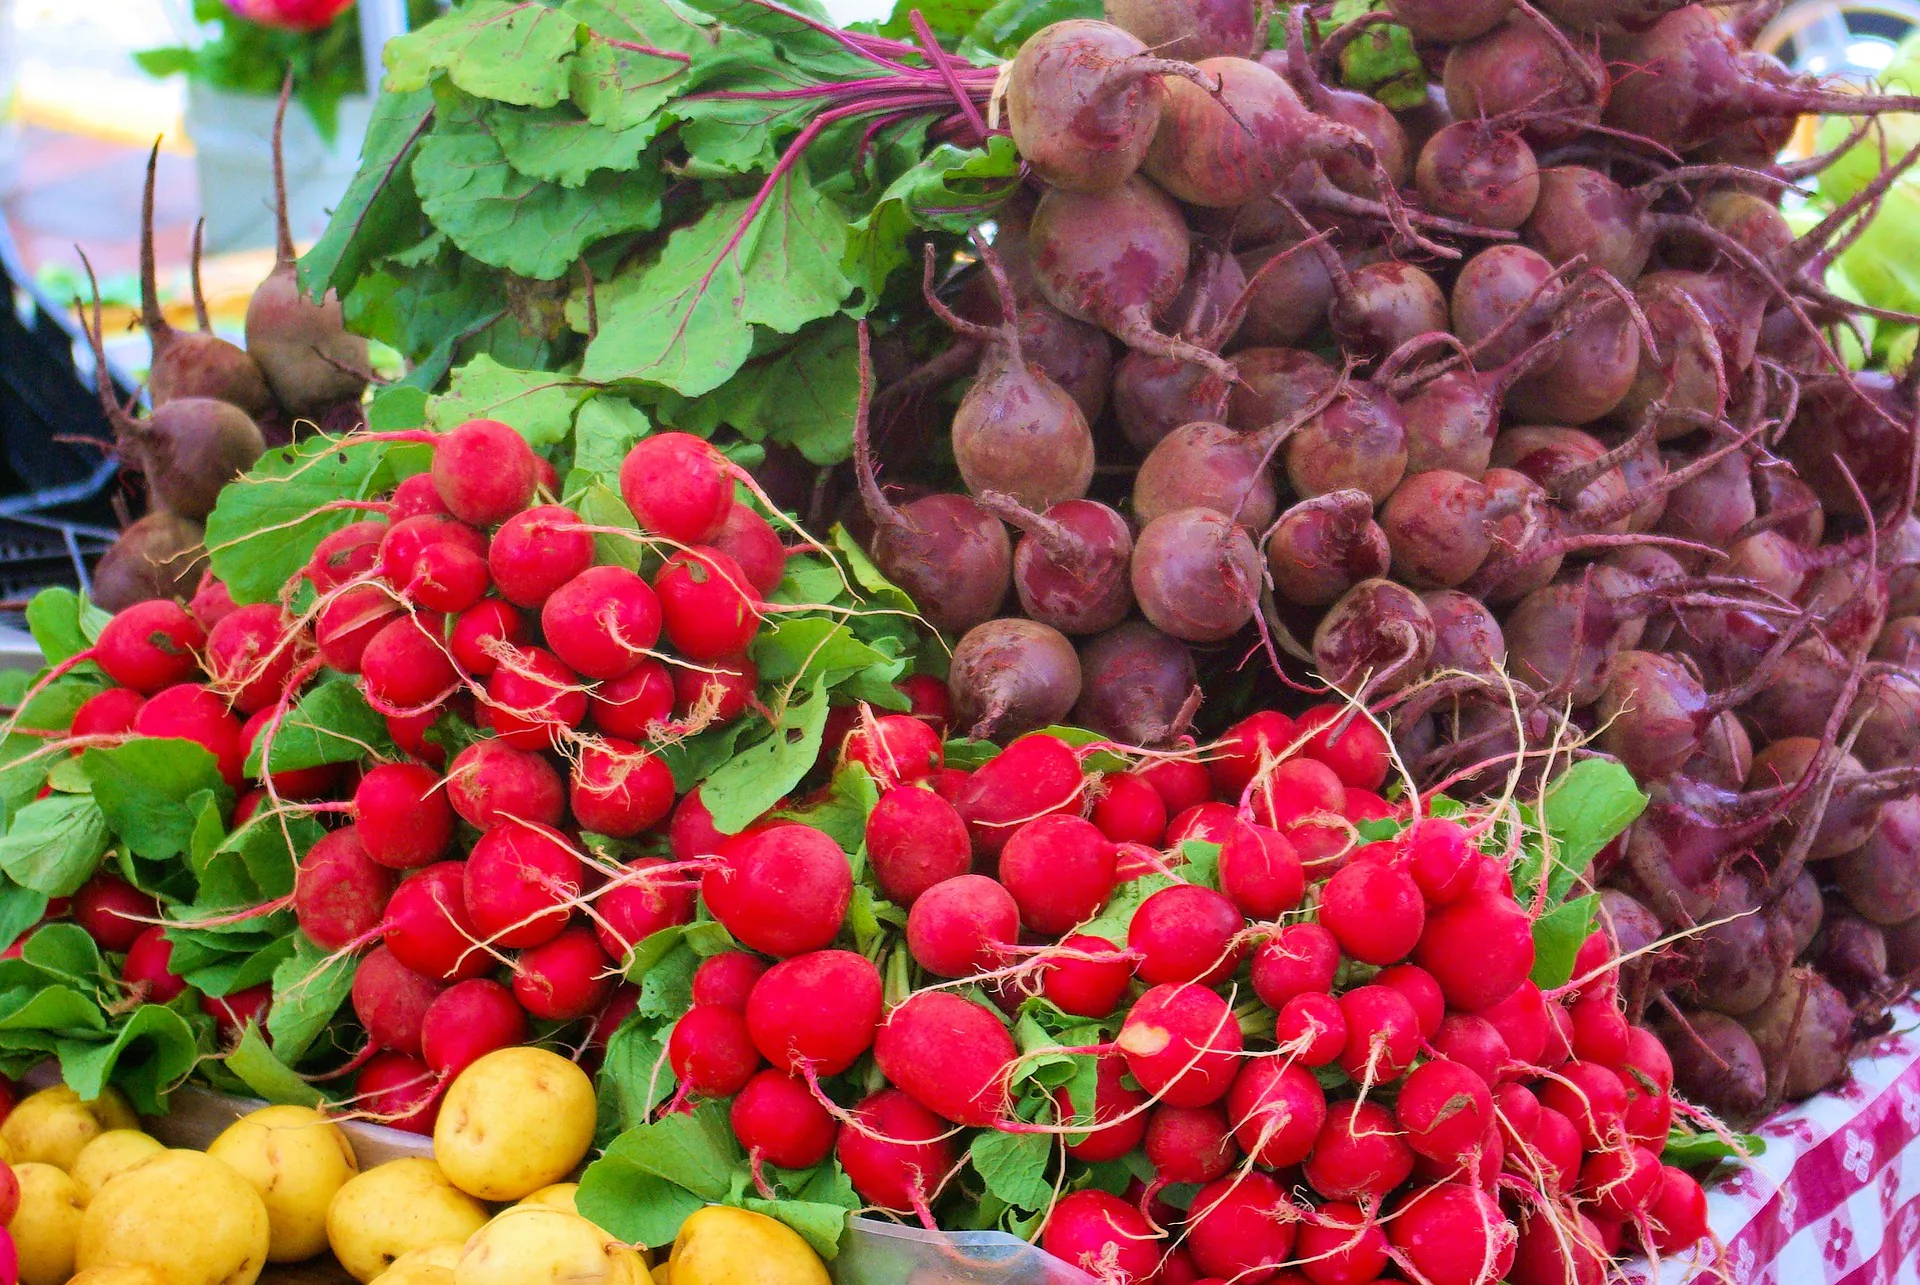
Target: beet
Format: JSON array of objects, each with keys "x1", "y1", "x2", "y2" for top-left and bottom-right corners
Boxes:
[
  {"x1": 1313, "y1": 579, "x2": 1435, "y2": 696},
  {"x1": 948, "y1": 618, "x2": 1084, "y2": 741},
  {"x1": 1131, "y1": 508, "x2": 1262, "y2": 643},
  {"x1": 1835, "y1": 794, "x2": 1920, "y2": 926},
  {"x1": 1852, "y1": 668, "x2": 1920, "y2": 772},
  {"x1": 1007, "y1": 21, "x2": 1182, "y2": 194},
  {"x1": 1379, "y1": 469, "x2": 1508, "y2": 589},
  {"x1": 1387, "y1": 0, "x2": 1513, "y2": 42},
  {"x1": 1779, "y1": 371, "x2": 1918, "y2": 518},
  {"x1": 1681, "y1": 872, "x2": 1789, "y2": 1017},
  {"x1": 1442, "y1": 12, "x2": 1609, "y2": 147},
  {"x1": 1503, "y1": 281, "x2": 1638, "y2": 425},
  {"x1": 1266, "y1": 490, "x2": 1391, "y2": 607},
  {"x1": 1072, "y1": 623, "x2": 1202, "y2": 747},
  {"x1": 1660, "y1": 1009, "x2": 1767, "y2": 1120},
  {"x1": 1285, "y1": 383, "x2": 1409, "y2": 503},
  {"x1": 1269, "y1": 14, "x2": 1411, "y2": 199},
  {"x1": 1234, "y1": 238, "x2": 1336, "y2": 348},
  {"x1": 1226, "y1": 348, "x2": 1338, "y2": 432},
  {"x1": 1811, "y1": 903, "x2": 1890, "y2": 1004},
  {"x1": 1593, "y1": 649, "x2": 1710, "y2": 781},
  {"x1": 1133, "y1": 421, "x2": 1277, "y2": 531},
  {"x1": 1415, "y1": 118, "x2": 1540, "y2": 231},
  {"x1": 1522, "y1": 166, "x2": 1652, "y2": 284},
  {"x1": 91, "y1": 512, "x2": 208, "y2": 611},
  {"x1": 1743, "y1": 967, "x2": 1854, "y2": 1100},
  {"x1": 1102, "y1": 0, "x2": 1259, "y2": 60},
  {"x1": 1421, "y1": 589, "x2": 1507, "y2": 677},
  {"x1": 980, "y1": 495, "x2": 1134, "y2": 636}
]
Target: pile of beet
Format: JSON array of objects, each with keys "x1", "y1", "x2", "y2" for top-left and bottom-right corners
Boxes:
[
  {"x1": 79, "y1": 85, "x2": 369, "y2": 612},
  {"x1": 841, "y1": 0, "x2": 1920, "y2": 1125}
]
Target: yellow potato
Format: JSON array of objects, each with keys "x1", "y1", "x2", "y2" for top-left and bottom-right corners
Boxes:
[
  {"x1": 434, "y1": 1049, "x2": 595, "y2": 1201},
  {"x1": 67, "y1": 1267, "x2": 168, "y2": 1285},
  {"x1": 326, "y1": 1159, "x2": 490, "y2": 1284},
  {"x1": 71, "y1": 1130, "x2": 165, "y2": 1203},
  {"x1": 371, "y1": 1242, "x2": 465, "y2": 1285},
  {"x1": 667, "y1": 1206, "x2": 830, "y2": 1285},
  {"x1": 651, "y1": 1266, "x2": 671, "y2": 1285},
  {"x1": 0, "y1": 1135, "x2": 15, "y2": 1165},
  {"x1": 208, "y1": 1104, "x2": 359, "y2": 1262},
  {"x1": 76, "y1": 1149, "x2": 271, "y2": 1285},
  {"x1": 453, "y1": 1207, "x2": 646, "y2": 1285},
  {"x1": 9, "y1": 1162, "x2": 85, "y2": 1285},
  {"x1": 515, "y1": 1182, "x2": 579, "y2": 1214},
  {"x1": 2, "y1": 1086, "x2": 140, "y2": 1169}
]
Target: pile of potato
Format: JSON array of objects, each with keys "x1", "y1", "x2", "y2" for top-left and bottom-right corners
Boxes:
[{"x1": 0, "y1": 1048, "x2": 829, "y2": 1285}]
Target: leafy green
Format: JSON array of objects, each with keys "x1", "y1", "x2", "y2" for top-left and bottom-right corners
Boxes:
[
  {"x1": 0, "y1": 794, "x2": 109, "y2": 898},
  {"x1": 1663, "y1": 1123, "x2": 1763, "y2": 1168},
  {"x1": 1530, "y1": 894, "x2": 1598, "y2": 990},
  {"x1": 385, "y1": 0, "x2": 583, "y2": 108},
  {"x1": 246, "y1": 678, "x2": 392, "y2": 777},
  {"x1": 698, "y1": 684, "x2": 833, "y2": 833},
  {"x1": 82, "y1": 741, "x2": 232, "y2": 862},
  {"x1": 426, "y1": 354, "x2": 591, "y2": 444}
]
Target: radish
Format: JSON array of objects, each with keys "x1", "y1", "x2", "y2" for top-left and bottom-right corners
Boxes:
[
  {"x1": 589, "y1": 659, "x2": 675, "y2": 740},
  {"x1": 1091, "y1": 773, "x2": 1168, "y2": 847},
  {"x1": 488, "y1": 506, "x2": 594, "y2": 609},
  {"x1": 1058, "y1": 1056, "x2": 1150, "y2": 1162},
  {"x1": 1432, "y1": 1016, "x2": 1513, "y2": 1087},
  {"x1": 1414, "y1": 890, "x2": 1535, "y2": 1012},
  {"x1": 512, "y1": 924, "x2": 613, "y2": 1020},
  {"x1": 1540, "y1": 1061, "x2": 1628, "y2": 1151},
  {"x1": 654, "y1": 549, "x2": 761, "y2": 662},
  {"x1": 594, "y1": 863, "x2": 695, "y2": 963},
  {"x1": 1277, "y1": 991, "x2": 1348, "y2": 1067},
  {"x1": 874, "y1": 989, "x2": 1016, "y2": 1127},
  {"x1": 316, "y1": 587, "x2": 399, "y2": 675},
  {"x1": 428, "y1": 420, "x2": 538, "y2": 528},
  {"x1": 1378, "y1": 964, "x2": 1446, "y2": 1042},
  {"x1": 90, "y1": 598, "x2": 205, "y2": 693},
  {"x1": 461, "y1": 820, "x2": 581, "y2": 949},
  {"x1": 294, "y1": 826, "x2": 394, "y2": 952},
  {"x1": 745, "y1": 949, "x2": 882, "y2": 1076},
  {"x1": 1320, "y1": 860, "x2": 1425, "y2": 965},
  {"x1": 353, "y1": 763, "x2": 453, "y2": 870},
  {"x1": 356, "y1": 1051, "x2": 442, "y2": 1134},
  {"x1": 701, "y1": 823, "x2": 851, "y2": 957},
  {"x1": 620, "y1": 432, "x2": 732, "y2": 544},
  {"x1": 1306, "y1": 1100, "x2": 1415, "y2": 1201},
  {"x1": 953, "y1": 732, "x2": 1088, "y2": 857},
  {"x1": 998, "y1": 815, "x2": 1117, "y2": 935},
  {"x1": 691, "y1": 951, "x2": 767, "y2": 1011},
  {"x1": 240, "y1": 709, "x2": 339, "y2": 800},
  {"x1": 132, "y1": 683, "x2": 246, "y2": 786},
  {"x1": 359, "y1": 615, "x2": 458, "y2": 715},
  {"x1": 1510, "y1": 1209, "x2": 1605, "y2": 1285},
  {"x1": 865, "y1": 786, "x2": 970, "y2": 906},
  {"x1": 1227, "y1": 1055, "x2": 1326, "y2": 1167},
  {"x1": 446, "y1": 741, "x2": 564, "y2": 829},
  {"x1": 1388, "y1": 1182, "x2": 1518, "y2": 1285},
  {"x1": 201, "y1": 984, "x2": 271, "y2": 1041},
  {"x1": 305, "y1": 522, "x2": 386, "y2": 594},
  {"x1": 1144, "y1": 1102, "x2": 1237, "y2": 1185},
  {"x1": 1338, "y1": 984, "x2": 1422, "y2": 1082},
  {"x1": 1117, "y1": 982, "x2": 1243, "y2": 1107},
  {"x1": 419, "y1": 979, "x2": 526, "y2": 1078},
  {"x1": 843, "y1": 713, "x2": 942, "y2": 787},
  {"x1": 542, "y1": 566, "x2": 662, "y2": 681},
  {"x1": 672, "y1": 655, "x2": 756, "y2": 725},
  {"x1": 732, "y1": 1070, "x2": 837, "y2": 1171},
  {"x1": 1041, "y1": 1189, "x2": 1163, "y2": 1284},
  {"x1": 71, "y1": 687, "x2": 146, "y2": 740},
  {"x1": 1185, "y1": 1171, "x2": 1296, "y2": 1283},
  {"x1": 388, "y1": 473, "x2": 448, "y2": 522},
  {"x1": 1218, "y1": 822, "x2": 1304, "y2": 919},
  {"x1": 1251, "y1": 922, "x2": 1339, "y2": 1009},
  {"x1": 73, "y1": 875, "x2": 158, "y2": 953},
  {"x1": 1397, "y1": 1059, "x2": 1494, "y2": 1164},
  {"x1": 1297, "y1": 1201, "x2": 1391, "y2": 1285},
  {"x1": 1041, "y1": 933, "x2": 1136, "y2": 1018},
  {"x1": 708, "y1": 504, "x2": 786, "y2": 597},
  {"x1": 384, "y1": 863, "x2": 491, "y2": 982},
  {"x1": 669, "y1": 1005, "x2": 762, "y2": 1099},
  {"x1": 1645, "y1": 1165, "x2": 1709, "y2": 1253},
  {"x1": 906, "y1": 873, "x2": 1018, "y2": 977},
  {"x1": 836, "y1": 1089, "x2": 955, "y2": 1217},
  {"x1": 351, "y1": 944, "x2": 444, "y2": 1055},
  {"x1": 379, "y1": 515, "x2": 486, "y2": 598},
  {"x1": 569, "y1": 739, "x2": 674, "y2": 837},
  {"x1": 124, "y1": 926, "x2": 186, "y2": 1003},
  {"x1": 1129, "y1": 884, "x2": 1244, "y2": 986},
  {"x1": 1578, "y1": 1142, "x2": 1661, "y2": 1220}
]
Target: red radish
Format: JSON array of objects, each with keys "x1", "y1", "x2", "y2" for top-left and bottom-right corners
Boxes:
[
  {"x1": 1578, "y1": 1143, "x2": 1661, "y2": 1220},
  {"x1": 589, "y1": 660, "x2": 675, "y2": 739},
  {"x1": 732, "y1": 1070, "x2": 836, "y2": 1171},
  {"x1": 1432, "y1": 1015, "x2": 1512, "y2": 1087},
  {"x1": 445, "y1": 740, "x2": 563, "y2": 829},
  {"x1": 1091, "y1": 773, "x2": 1168, "y2": 846},
  {"x1": 429, "y1": 420, "x2": 537, "y2": 527},
  {"x1": 1058, "y1": 1055, "x2": 1150, "y2": 1162},
  {"x1": 357, "y1": 1051, "x2": 442, "y2": 1134},
  {"x1": 708, "y1": 504, "x2": 786, "y2": 597},
  {"x1": 1210, "y1": 710, "x2": 1296, "y2": 795},
  {"x1": 353, "y1": 763, "x2": 453, "y2": 869},
  {"x1": 894, "y1": 675, "x2": 951, "y2": 731},
  {"x1": 1277, "y1": 991, "x2": 1348, "y2": 1067},
  {"x1": 1510, "y1": 1209, "x2": 1606, "y2": 1285},
  {"x1": 1388, "y1": 1182, "x2": 1517, "y2": 1285},
  {"x1": 1041, "y1": 933, "x2": 1136, "y2": 1018},
  {"x1": 1414, "y1": 890, "x2": 1535, "y2": 1012},
  {"x1": 865, "y1": 787, "x2": 971, "y2": 906},
  {"x1": 1540, "y1": 1061, "x2": 1628, "y2": 1151},
  {"x1": 487, "y1": 506, "x2": 594, "y2": 608},
  {"x1": 653, "y1": 549, "x2": 762, "y2": 662},
  {"x1": 359, "y1": 615, "x2": 458, "y2": 714},
  {"x1": 1493, "y1": 1082, "x2": 1541, "y2": 1151},
  {"x1": 745, "y1": 949, "x2": 882, "y2": 1076},
  {"x1": 671, "y1": 654, "x2": 756, "y2": 724},
  {"x1": 669, "y1": 1005, "x2": 762, "y2": 1099},
  {"x1": 388, "y1": 475, "x2": 447, "y2": 521},
  {"x1": 669, "y1": 788, "x2": 728, "y2": 862},
  {"x1": 92, "y1": 599, "x2": 205, "y2": 692},
  {"x1": 201, "y1": 984, "x2": 272, "y2": 1040},
  {"x1": 316, "y1": 586, "x2": 400, "y2": 676},
  {"x1": 419, "y1": 979, "x2": 526, "y2": 1078},
  {"x1": 1167, "y1": 802, "x2": 1237, "y2": 848},
  {"x1": 844, "y1": 714, "x2": 942, "y2": 787},
  {"x1": 1144, "y1": 1102, "x2": 1237, "y2": 1185},
  {"x1": 378, "y1": 515, "x2": 486, "y2": 594},
  {"x1": 448, "y1": 600, "x2": 524, "y2": 680},
  {"x1": 953, "y1": 733, "x2": 1087, "y2": 857},
  {"x1": 306, "y1": 521, "x2": 386, "y2": 593},
  {"x1": 1295, "y1": 705, "x2": 1391, "y2": 790},
  {"x1": 1185, "y1": 1171, "x2": 1297, "y2": 1283},
  {"x1": 1320, "y1": 860, "x2": 1425, "y2": 965},
  {"x1": 124, "y1": 926, "x2": 185, "y2": 1002},
  {"x1": 1620, "y1": 1027, "x2": 1675, "y2": 1143},
  {"x1": 512, "y1": 925, "x2": 613, "y2": 1021},
  {"x1": 1251, "y1": 922, "x2": 1339, "y2": 1008},
  {"x1": 462, "y1": 821, "x2": 581, "y2": 949},
  {"x1": 691, "y1": 951, "x2": 767, "y2": 1011},
  {"x1": 72, "y1": 687, "x2": 146, "y2": 739},
  {"x1": 1570, "y1": 991, "x2": 1630, "y2": 1065},
  {"x1": 541, "y1": 566, "x2": 662, "y2": 681},
  {"x1": 702, "y1": 824, "x2": 851, "y2": 957},
  {"x1": 620, "y1": 433, "x2": 732, "y2": 544},
  {"x1": 1227, "y1": 1055, "x2": 1326, "y2": 1167},
  {"x1": 1646, "y1": 1165, "x2": 1709, "y2": 1253},
  {"x1": 240, "y1": 709, "x2": 340, "y2": 799},
  {"x1": 906, "y1": 875, "x2": 1018, "y2": 978},
  {"x1": 1338, "y1": 984, "x2": 1422, "y2": 1082},
  {"x1": 1297, "y1": 1201, "x2": 1391, "y2": 1285},
  {"x1": 1405, "y1": 819, "x2": 1476, "y2": 904},
  {"x1": 384, "y1": 863, "x2": 491, "y2": 982},
  {"x1": 73, "y1": 874, "x2": 157, "y2": 953},
  {"x1": 569, "y1": 740, "x2": 674, "y2": 837},
  {"x1": 1477, "y1": 980, "x2": 1550, "y2": 1067},
  {"x1": 836, "y1": 1089, "x2": 955, "y2": 1215},
  {"x1": 352, "y1": 945, "x2": 444, "y2": 1055},
  {"x1": 483, "y1": 646, "x2": 588, "y2": 749},
  {"x1": 1306, "y1": 1100, "x2": 1415, "y2": 1201},
  {"x1": 998, "y1": 815, "x2": 1117, "y2": 935},
  {"x1": 1117, "y1": 982, "x2": 1242, "y2": 1107},
  {"x1": 1397, "y1": 1059, "x2": 1494, "y2": 1165},
  {"x1": 133, "y1": 683, "x2": 245, "y2": 786},
  {"x1": 1141, "y1": 757, "x2": 1212, "y2": 814},
  {"x1": 1218, "y1": 822, "x2": 1304, "y2": 919},
  {"x1": 1248, "y1": 757, "x2": 1345, "y2": 831},
  {"x1": 294, "y1": 826, "x2": 394, "y2": 952},
  {"x1": 1042, "y1": 1190, "x2": 1163, "y2": 1284},
  {"x1": 874, "y1": 990, "x2": 1016, "y2": 1127},
  {"x1": 1527, "y1": 1105, "x2": 1583, "y2": 1192},
  {"x1": 1129, "y1": 884, "x2": 1243, "y2": 986},
  {"x1": 1377, "y1": 963, "x2": 1446, "y2": 1040}
]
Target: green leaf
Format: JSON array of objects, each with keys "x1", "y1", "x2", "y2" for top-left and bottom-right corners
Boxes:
[
  {"x1": 268, "y1": 939, "x2": 357, "y2": 1065},
  {"x1": 82, "y1": 740, "x2": 233, "y2": 861},
  {"x1": 1540, "y1": 760, "x2": 1647, "y2": 900},
  {"x1": 636, "y1": 943, "x2": 699, "y2": 1019},
  {"x1": 207, "y1": 437, "x2": 423, "y2": 605},
  {"x1": 300, "y1": 85, "x2": 435, "y2": 302},
  {"x1": 751, "y1": 616, "x2": 888, "y2": 691},
  {"x1": 845, "y1": 137, "x2": 1021, "y2": 298},
  {"x1": 564, "y1": 0, "x2": 703, "y2": 133},
  {"x1": 579, "y1": 165, "x2": 854, "y2": 396},
  {"x1": 21, "y1": 921, "x2": 106, "y2": 981},
  {"x1": 573, "y1": 397, "x2": 650, "y2": 478},
  {"x1": 227, "y1": 1026, "x2": 325, "y2": 1107},
  {"x1": 1329, "y1": 0, "x2": 1426, "y2": 108},
  {"x1": 59, "y1": 1002, "x2": 200, "y2": 1114},
  {"x1": 575, "y1": 482, "x2": 647, "y2": 571},
  {"x1": 595, "y1": 1020, "x2": 675, "y2": 1141},
  {"x1": 246, "y1": 678, "x2": 392, "y2": 777},
  {"x1": 0, "y1": 794, "x2": 108, "y2": 898},
  {"x1": 774, "y1": 763, "x2": 877, "y2": 853},
  {"x1": 699, "y1": 684, "x2": 833, "y2": 833},
  {"x1": 181, "y1": 935, "x2": 296, "y2": 998},
  {"x1": 1530, "y1": 893, "x2": 1598, "y2": 990},
  {"x1": 739, "y1": 1196, "x2": 850, "y2": 1260},
  {"x1": 491, "y1": 101, "x2": 661, "y2": 186},
  {"x1": 427, "y1": 355, "x2": 590, "y2": 446},
  {"x1": 877, "y1": 0, "x2": 997, "y2": 43},
  {"x1": 960, "y1": 0, "x2": 1098, "y2": 56},
  {"x1": 971, "y1": 1130, "x2": 1055, "y2": 1211},
  {"x1": 0, "y1": 882, "x2": 50, "y2": 952},
  {"x1": 413, "y1": 90, "x2": 667, "y2": 282},
  {"x1": 383, "y1": 0, "x2": 581, "y2": 107},
  {"x1": 26, "y1": 588, "x2": 104, "y2": 665},
  {"x1": 579, "y1": 1100, "x2": 741, "y2": 1246},
  {"x1": 192, "y1": 812, "x2": 315, "y2": 909},
  {"x1": 668, "y1": 317, "x2": 863, "y2": 465},
  {"x1": 1662, "y1": 1123, "x2": 1763, "y2": 1168}
]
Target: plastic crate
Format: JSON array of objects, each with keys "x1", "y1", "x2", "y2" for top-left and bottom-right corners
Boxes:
[{"x1": 0, "y1": 217, "x2": 133, "y2": 608}]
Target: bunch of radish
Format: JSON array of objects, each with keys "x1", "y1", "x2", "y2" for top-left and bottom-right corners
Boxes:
[
  {"x1": 77, "y1": 83, "x2": 369, "y2": 612},
  {"x1": 838, "y1": 0, "x2": 1920, "y2": 1122},
  {"x1": 650, "y1": 706, "x2": 1707, "y2": 1285}
]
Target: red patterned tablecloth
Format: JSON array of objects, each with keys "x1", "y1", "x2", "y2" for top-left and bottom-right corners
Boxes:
[{"x1": 1642, "y1": 1001, "x2": 1920, "y2": 1285}]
